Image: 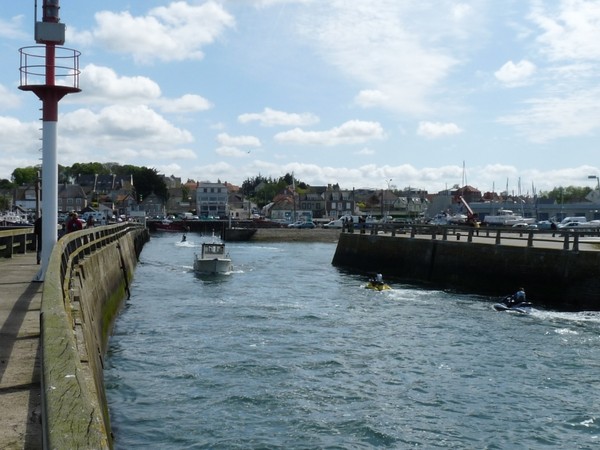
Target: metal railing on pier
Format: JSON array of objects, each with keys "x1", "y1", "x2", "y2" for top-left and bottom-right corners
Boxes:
[
  {"x1": 0, "y1": 227, "x2": 36, "y2": 257},
  {"x1": 340, "y1": 222, "x2": 600, "y2": 252}
]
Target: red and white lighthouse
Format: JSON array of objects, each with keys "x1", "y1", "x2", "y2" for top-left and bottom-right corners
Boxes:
[{"x1": 19, "y1": 0, "x2": 81, "y2": 280}]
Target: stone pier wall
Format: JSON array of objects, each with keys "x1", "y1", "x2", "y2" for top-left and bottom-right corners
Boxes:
[{"x1": 41, "y1": 224, "x2": 148, "y2": 449}]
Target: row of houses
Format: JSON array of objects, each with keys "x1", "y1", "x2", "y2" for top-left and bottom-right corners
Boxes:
[
  {"x1": 3, "y1": 174, "x2": 599, "y2": 223},
  {"x1": 4, "y1": 174, "x2": 138, "y2": 219},
  {"x1": 141, "y1": 179, "x2": 431, "y2": 222},
  {"x1": 1, "y1": 174, "x2": 431, "y2": 222}
]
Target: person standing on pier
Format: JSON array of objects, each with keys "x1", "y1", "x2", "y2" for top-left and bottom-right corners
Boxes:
[
  {"x1": 34, "y1": 215, "x2": 42, "y2": 264},
  {"x1": 66, "y1": 212, "x2": 83, "y2": 233}
]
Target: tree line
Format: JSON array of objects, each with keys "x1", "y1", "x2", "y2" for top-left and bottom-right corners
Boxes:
[{"x1": 2, "y1": 162, "x2": 167, "y2": 203}]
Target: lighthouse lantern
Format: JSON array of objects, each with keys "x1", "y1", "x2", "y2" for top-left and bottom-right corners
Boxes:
[{"x1": 35, "y1": 0, "x2": 65, "y2": 44}]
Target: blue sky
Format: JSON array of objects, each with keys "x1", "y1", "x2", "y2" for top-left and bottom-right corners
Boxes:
[{"x1": 1, "y1": 0, "x2": 599, "y2": 194}]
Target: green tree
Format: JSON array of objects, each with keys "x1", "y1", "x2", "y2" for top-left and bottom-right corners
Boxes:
[
  {"x1": 539, "y1": 186, "x2": 592, "y2": 203},
  {"x1": 0, "y1": 194, "x2": 10, "y2": 210},
  {"x1": 240, "y1": 173, "x2": 311, "y2": 208},
  {"x1": 11, "y1": 167, "x2": 39, "y2": 185},
  {"x1": 181, "y1": 185, "x2": 190, "y2": 204},
  {"x1": 67, "y1": 162, "x2": 111, "y2": 178},
  {"x1": 0, "y1": 179, "x2": 15, "y2": 189},
  {"x1": 115, "y1": 165, "x2": 168, "y2": 202}
]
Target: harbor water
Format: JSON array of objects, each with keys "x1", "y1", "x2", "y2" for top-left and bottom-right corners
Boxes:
[{"x1": 105, "y1": 233, "x2": 600, "y2": 449}]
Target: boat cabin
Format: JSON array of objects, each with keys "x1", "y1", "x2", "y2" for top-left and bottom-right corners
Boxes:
[{"x1": 202, "y1": 243, "x2": 226, "y2": 257}]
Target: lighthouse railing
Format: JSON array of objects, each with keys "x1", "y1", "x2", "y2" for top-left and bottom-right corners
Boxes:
[{"x1": 19, "y1": 45, "x2": 81, "y2": 89}]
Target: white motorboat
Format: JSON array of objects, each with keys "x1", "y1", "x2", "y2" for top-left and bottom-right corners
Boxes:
[
  {"x1": 194, "y1": 242, "x2": 233, "y2": 275},
  {"x1": 0, "y1": 211, "x2": 30, "y2": 225},
  {"x1": 483, "y1": 209, "x2": 535, "y2": 226}
]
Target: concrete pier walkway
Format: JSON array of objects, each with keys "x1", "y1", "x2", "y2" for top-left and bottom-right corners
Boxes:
[{"x1": 0, "y1": 254, "x2": 42, "y2": 449}]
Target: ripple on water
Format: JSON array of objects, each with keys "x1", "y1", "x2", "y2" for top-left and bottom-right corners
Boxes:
[{"x1": 106, "y1": 240, "x2": 600, "y2": 449}]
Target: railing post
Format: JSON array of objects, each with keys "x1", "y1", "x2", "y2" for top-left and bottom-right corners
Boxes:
[
  {"x1": 527, "y1": 232, "x2": 534, "y2": 247},
  {"x1": 3, "y1": 236, "x2": 14, "y2": 258},
  {"x1": 16, "y1": 234, "x2": 26, "y2": 254},
  {"x1": 563, "y1": 233, "x2": 570, "y2": 250},
  {"x1": 572, "y1": 234, "x2": 579, "y2": 251},
  {"x1": 495, "y1": 230, "x2": 501, "y2": 245}
]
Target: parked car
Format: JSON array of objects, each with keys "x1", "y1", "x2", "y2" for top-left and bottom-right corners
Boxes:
[
  {"x1": 512, "y1": 222, "x2": 538, "y2": 229},
  {"x1": 536, "y1": 220, "x2": 556, "y2": 230},
  {"x1": 288, "y1": 221, "x2": 316, "y2": 229},
  {"x1": 557, "y1": 221, "x2": 581, "y2": 229}
]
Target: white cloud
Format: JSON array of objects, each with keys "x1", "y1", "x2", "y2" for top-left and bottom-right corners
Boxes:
[
  {"x1": 76, "y1": 65, "x2": 212, "y2": 114},
  {"x1": 78, "y1": 64, "x2": 162, "y2": 103},
  {"x1": 73, "y1": 1, "x2": 235, "y2": 64},
  {"x1": 0, "y1": 85, "x2": 22, "y2": 110},
  {"x1": 238, "y1": 107, "x2": 319, "y2": 127},
  {"x1": 216, "y1": 133, "x2": 261, "y2": 148},
  {"x1": 356, "y1": 147, "x2": 375, "y2": 156},
  {"x1": 530, "y1": 0, "x2": 600, "y2": 61},
  {"x1": 495, "y1": 60, "x2": 536, "y2": 87},
  {"x1": 55, "y1": 105, "x2": 195, "y2": 164},
  {"x1": 417, "y1": 121, "x2": 463, "y2": 139},
  {"x1": 0, "y1": 16, "x2": 28, "y2": 40},
  {"x1": 295, "y1": 1, "x2": 484, "y2": 115},
  {"x1": 158, "y1": 94, "x2": 213, "y2": 114},
  {"x1": 216, "y1": 146, "x2": 253, "y2": 157},
  {"x1": 274, "y1": 120, "x2": 386, "y2": 146},
  {"x1": 354, "y1": 90, "x2": 389, "y2": 108},
  {"x1": 0, "y1": 116, "x2": 40, "y2": 150},
  {"x1": 497, "y1": 87, "x2": 600, "y2": 143},
  {"x1": 61, "y1": 105, "x2": 191, "y2": 140},
  {"x1": 250, "y1": 0, "x2": 316, "y2": 7},
  {"x1": 496, "y1": 2, "x2": 600, "y2": 142},
  {"x1": 452, "y1": 3, "x2": 473, "y2": 21}
]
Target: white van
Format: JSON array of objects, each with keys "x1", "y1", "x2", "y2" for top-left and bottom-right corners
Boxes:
[
  {"x1": 323, "y1": 218, "x2": 344, "y2": 229},
  {"x1": 81, "y1": 211, "x2": 107, "y2": 225},
  {"x1": 559, "y1": 216, "x2": 587, "y2": 226},
  {"x1": 323, "y1": 215, "x2": 364, "y2": 229}
]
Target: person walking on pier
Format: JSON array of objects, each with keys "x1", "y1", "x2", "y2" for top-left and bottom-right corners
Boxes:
[
  {"x1": 34, "y1": 215, "x2": 42, "y2": 264},
  {"x1": 66, "y1": 212, "x2": 83, "y2": 233}
]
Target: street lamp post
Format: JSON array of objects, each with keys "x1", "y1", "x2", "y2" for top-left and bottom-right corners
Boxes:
[
  {"x1": 588, "y1": 175, "x2": 600, "y2": 191},
  {"x1": 381, "y1": 179, "x2": 392, "y2": 219}
]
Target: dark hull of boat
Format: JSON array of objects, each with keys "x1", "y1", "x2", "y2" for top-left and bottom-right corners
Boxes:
[{"x1": 493, "y1": 302, "x2": 533, "y2": 313}]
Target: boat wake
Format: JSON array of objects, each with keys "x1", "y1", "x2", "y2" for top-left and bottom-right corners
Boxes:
[
  {"x1": 175, "y1": 241, "x2": 196, "y2": 247},
  {"x1": 531, "y1": 309, "x2": 600, "y2": 325}
]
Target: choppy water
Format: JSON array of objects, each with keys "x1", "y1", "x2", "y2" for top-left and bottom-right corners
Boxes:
[{"x1": 105, "y1": 233, "x2": 600, "y2": 449}]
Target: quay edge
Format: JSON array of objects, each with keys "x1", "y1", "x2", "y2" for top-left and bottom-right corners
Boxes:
[
  {"x1": 41, "y1": 223, "x2": 149, "y2": 449},
  {"x1": 332, "y1": 232, "x2": 600, "y2": 310}
]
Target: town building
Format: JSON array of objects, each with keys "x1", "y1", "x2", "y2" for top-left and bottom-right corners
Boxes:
[{"x1": 196, "y1": 181, "x2": 228, "y2": 219}]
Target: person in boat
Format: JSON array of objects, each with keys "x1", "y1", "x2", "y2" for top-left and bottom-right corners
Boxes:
[
  {"x1": 506, "y1": 287, "x2": 526, "y2": 306},
  {"x1": 181, "y1": 234, "x2": 187, "y2": 242},
  {"x1": 369, "y1": 273, "x2": 385, "y2": 286},
  {"x1": 514, "y1": 287, "x2": 526, "y2": 303}
]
